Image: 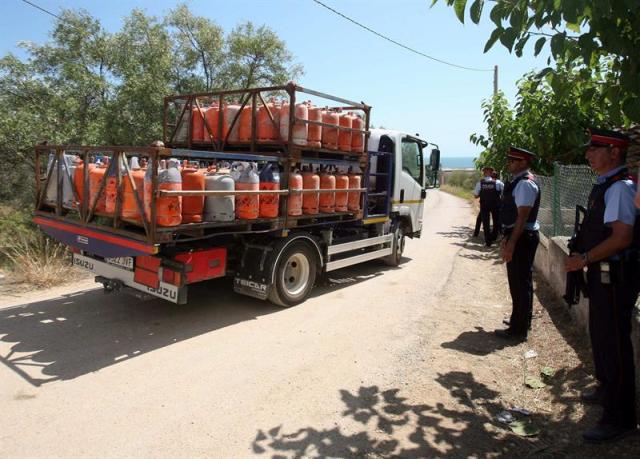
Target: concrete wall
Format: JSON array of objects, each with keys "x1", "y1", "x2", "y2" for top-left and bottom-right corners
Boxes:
[{"x1": 534, "y1": 234, "x2": 640, "y2": 395}]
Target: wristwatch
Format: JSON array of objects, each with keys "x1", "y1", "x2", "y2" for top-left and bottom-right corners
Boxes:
[{"x1": 581, "y1": 252, "x2": 589, "y2": 265}]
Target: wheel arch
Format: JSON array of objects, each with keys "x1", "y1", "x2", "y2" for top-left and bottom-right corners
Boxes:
[{"x1": 269, "y1": 232, "x2": 323, "y2": 285}]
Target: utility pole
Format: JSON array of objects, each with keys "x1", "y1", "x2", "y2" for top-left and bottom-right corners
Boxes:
[{"x1": 493, "y1": 65, "x2": 498, "y2": 95}]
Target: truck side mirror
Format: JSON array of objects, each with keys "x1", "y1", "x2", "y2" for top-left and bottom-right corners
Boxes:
[{"x1": 430, "y1": 149, "x2": 440, "y2": 172}]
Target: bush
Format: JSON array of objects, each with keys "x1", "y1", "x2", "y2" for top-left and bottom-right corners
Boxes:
[
  {"x1": 1, "y1": 232, "x2": 74, "y2": 288},
  {"x1": 446, "y1": 170, "x2": 481, "y2": 190}
]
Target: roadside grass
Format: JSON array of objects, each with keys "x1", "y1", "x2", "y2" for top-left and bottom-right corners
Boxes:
[
  {"x1": 440, "y1": 184, "x2": 475, "y2": 201},
  {"x1": 1, "y1": 233, "x2": 75, "y2": 288},
  {"x1": 0, "y1": 205, "x2": 75, "y2": 288}
]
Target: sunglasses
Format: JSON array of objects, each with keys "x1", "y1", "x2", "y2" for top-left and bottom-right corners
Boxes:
[{"x1": 506, "y1": 157, "x2": 524, "y2": 163}]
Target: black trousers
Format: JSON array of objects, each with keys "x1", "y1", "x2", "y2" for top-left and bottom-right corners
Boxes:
[
  {"x1": 480, "y1": 204, "x2": 500, "y2": 244},
  {"x1": 587, "y1": 263, "x2": 638, "y2": 428},
  {"x1": 505, "y1": 230, "x2": 539, "y2": 335}
]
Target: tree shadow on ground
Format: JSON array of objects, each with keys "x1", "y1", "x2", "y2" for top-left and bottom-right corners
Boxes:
[
  {"x1": 252, "y1": 371, "x2": 640, "y2": 458},
  {"x1": 0, "y1": 277, "x2": 280, "y2": 386}
]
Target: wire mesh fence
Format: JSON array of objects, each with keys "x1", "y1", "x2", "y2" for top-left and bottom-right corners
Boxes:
[{"x1": 536, "y1": 164, "x2": 596, "y2": 238}]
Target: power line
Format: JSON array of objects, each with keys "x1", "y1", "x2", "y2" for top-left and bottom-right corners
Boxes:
[
  {"x1": 20, "y1": 0, "x2": 61, "y2": 20},
  {"x1": 311, "y1": 0, "x2": 493, "y2": 72}
]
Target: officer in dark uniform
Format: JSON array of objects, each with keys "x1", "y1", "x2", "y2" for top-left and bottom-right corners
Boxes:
[
  {"x1": 473, "y1": 167, "x2": 503, "y2": 245},
  {"x1": 495, "y1": 147, "x2": 540, "y2": 341},
  {"x1": 565, "y1": 128, "x2": 639, "y2": 443}
]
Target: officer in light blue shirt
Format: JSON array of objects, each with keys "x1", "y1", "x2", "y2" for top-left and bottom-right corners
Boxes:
[
  {"x1": 495, "y1": 147, "x2": 541, "y2": 342},
  {"x1": 564, "y1": 128, "x2": 639, "y2": 443}
]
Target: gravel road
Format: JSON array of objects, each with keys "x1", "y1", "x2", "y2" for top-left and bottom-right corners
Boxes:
[{"x1": 4, "y1": 189, "x2": 618, "y2": 458}]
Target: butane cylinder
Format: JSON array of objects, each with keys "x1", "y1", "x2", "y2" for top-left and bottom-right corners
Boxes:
[
  {"x1": 181, "y1": 162, "x2": 205, "y2": 223},
  {"x1": 319, "y1": 167, "x2": 336, "y2": 213},
  {"x1": 204, "y1": 172, "x2": 235, "y2": 222},
  {"x1": 302, "y1": 165, "x2": 319, "y2": 215},
  {"x1": 288, "y1": 168, "x2": 303, "y2": 216},
  {"x1": 234, "y1": 162, "x2": 259, "y2": 220},
  {"x1": 348, "y1": 167, "x2": 362, "y2": 212},
  {"x1": 259, "y1": 163, "x2": 280, "y2": 218}
]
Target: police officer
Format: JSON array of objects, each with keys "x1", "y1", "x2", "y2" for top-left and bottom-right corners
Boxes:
[
  {"x1": 473, "y1": 167, "x2": 503, "y2": 246},
  {"x1": 495, "y1": 147, "x2": 540, "y2": 341},
  {"x1": 565, "y1": 128, "x2": 639, "y2": 443}
]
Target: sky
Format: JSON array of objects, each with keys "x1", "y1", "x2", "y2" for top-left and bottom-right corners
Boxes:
[{"x1": 1, "y1": 0, "x2": 548, "y2": 157}]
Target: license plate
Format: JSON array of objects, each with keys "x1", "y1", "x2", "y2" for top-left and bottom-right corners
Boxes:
[{"x1": 105, "y1": 257, "x2": 134, "y2": 271}]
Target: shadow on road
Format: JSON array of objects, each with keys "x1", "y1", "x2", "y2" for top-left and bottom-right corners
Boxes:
[
  {"x1": 0, "y1": 258, "x2": 405, "y2": 387},
  {"x1": 252, "y1": 371, "x2": 640, "y2": 458}
]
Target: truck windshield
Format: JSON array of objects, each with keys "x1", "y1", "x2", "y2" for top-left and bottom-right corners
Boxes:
[{"x1": 401, "y1": 138, "x2": 424, "y2": 185}]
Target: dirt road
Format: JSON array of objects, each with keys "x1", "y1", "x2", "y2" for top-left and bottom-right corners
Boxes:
[{"x1": 1, "y1": 190, "x2": 637, "y2": 457}]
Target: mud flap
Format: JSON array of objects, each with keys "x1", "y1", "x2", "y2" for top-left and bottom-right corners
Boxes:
[{"x1": 233, "y1": 243, "x2": 275, "y2": 300}]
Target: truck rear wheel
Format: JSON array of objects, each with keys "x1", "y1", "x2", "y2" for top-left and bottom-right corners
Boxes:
[
  {"x1": 268, "y1": 240, "x2": 318, "y2": 307},
  {"x1": 384, "y1": 226, "x2": 405, "y2": 266}
]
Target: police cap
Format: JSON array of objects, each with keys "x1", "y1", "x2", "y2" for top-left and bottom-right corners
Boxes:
[
  {"x1": 588, "y1": 128, "x2": 630, "y2": 149},
  {"x1": 507, "y1": 146, "x2": 536, "y2": 161}
]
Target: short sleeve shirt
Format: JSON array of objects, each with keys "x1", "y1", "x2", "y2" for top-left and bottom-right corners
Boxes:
[
  {"x1": 597, "y1": 166, "x2": 639, "y2": 226},
  {"x1": 474, "y1": 177, "x2": 503, "y2": 196},
  {"x1": 512, "y1": 170, "x2": 540, "y2": 231}
]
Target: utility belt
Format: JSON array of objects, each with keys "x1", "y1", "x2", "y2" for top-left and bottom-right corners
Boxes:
[
  {"x1": 587, "y1": 252, "x2": 640, "y2": 286},
  {"x1": 502, "y1": 227, "x2": 538, "y2": 238}
]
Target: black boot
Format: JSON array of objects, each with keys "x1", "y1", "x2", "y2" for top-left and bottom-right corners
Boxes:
[
  {"x1": 583, "y1": 423, "x2": 637, "y2": 443},
  {"x1": 581, "y1": 385, "x2": 604, "y2": 404}
]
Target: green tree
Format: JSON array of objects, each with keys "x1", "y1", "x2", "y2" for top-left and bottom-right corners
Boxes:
[
  {"x1": 0, "y1": 5, "x2": 302, "y2": 206},
  {"x1": 472, "y1": 63, "x2": 609, "y2": 175},
  {"x1": 221, "y1": 22, "x2": 303, "y2": 89},
  {"x1": 433, "y1": 0, "x2": 640, "y2": 124},
  {"x1": 166, "y1": 4, "x2": 225, "y2": 93}
]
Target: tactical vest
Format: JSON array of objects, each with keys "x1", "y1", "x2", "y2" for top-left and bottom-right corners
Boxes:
[
  {"x1": 500, "y1": 172, "x2": 540, "y2": 230},
  {"x1": 577, "y1": 168, "x2": 640, "y2": 254},
  {"x1": 479, "y1": 179, "x2": 500, "y2": 207}
]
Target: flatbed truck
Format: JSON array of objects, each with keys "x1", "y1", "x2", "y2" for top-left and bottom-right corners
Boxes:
[{"x1": 33, "y1": 83, "x2": 439, "y2": 306}]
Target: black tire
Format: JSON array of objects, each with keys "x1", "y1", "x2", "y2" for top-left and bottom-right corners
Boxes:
[
  {"x1": 268, "y1": 240, "x2": 318, "y2": 307},
  {"x1": 384, "y1": 225, "x2": 405, "y2": 266}
]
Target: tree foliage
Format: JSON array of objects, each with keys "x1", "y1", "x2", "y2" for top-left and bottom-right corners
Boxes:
[
  {"x1": 433, "y1": 0, "x2": 640, "y2": 124},
  {"x1": 0, "y1": 4, "x2": 302, "y2": 205},
  {"x1": 472, "y1": 63, "x2": 609, "y2": 175}
]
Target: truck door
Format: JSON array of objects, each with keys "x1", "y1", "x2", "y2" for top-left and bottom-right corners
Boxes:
[{"x1": 396, "y1": 136, "x2": 426, "y2": 234}]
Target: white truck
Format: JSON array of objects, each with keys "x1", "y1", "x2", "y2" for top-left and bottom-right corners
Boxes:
[{"x1": 34, "y1": 84, "x2": 439, "y2": 306}]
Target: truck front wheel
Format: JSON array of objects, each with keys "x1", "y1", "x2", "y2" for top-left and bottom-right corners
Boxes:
[
  {"x1": 268, "y1": 240, "x2": 318, "y2": 307},
  {"x1": 384, "y1": 225, "x2": 405, "y2": 266}
]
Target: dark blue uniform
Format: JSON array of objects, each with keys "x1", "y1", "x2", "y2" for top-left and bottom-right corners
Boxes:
[
  {"x1": 501, "y1": 172, "x2": 541, "y2": 336},
  {"x1": 577, "y1": 167, "x2": 639, "y2": 430}
]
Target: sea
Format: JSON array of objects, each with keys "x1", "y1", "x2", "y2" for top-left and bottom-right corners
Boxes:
[{"x1": 441, "y1": 156, "x2": 476, "y2": 169}]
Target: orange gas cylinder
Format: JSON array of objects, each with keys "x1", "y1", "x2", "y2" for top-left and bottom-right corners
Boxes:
[
  {"x1": 319, "y1": 167, "x2": 336, "y2": 213},
  {"x1": 321, "y1": 109, "x2": 339, "y2": 150},
  {"x1": 259, "y1": 163, "x2": 280, "y2": 218},
  {"x1": 292, "y1": 103, "x2": 308, "y2": 146},
  {"x1": 351, "y1": 114, "x2": 365, "y2": 153},
  {"x1": 122, "y1": 157, "x2": 145, "y2": 222},
  {"x1": 204, "y1": 104, "x2": 221, "y2": 141},
  {"x1": 338, "y1": 111, "x2": 353, "y2": 152},
  {"x1": 307, "y1": 103, "x2": 322, "y2": 148},
  {"x1": 348, "y1": 169, "x2": 362, "y2": 212},
  {"x1": 89, "y1": 158, "x2": 108, "y2": 213},
  {"x1": 238, "y1": 105, "x2": 253, "y2": 142},
  {"x1": 279, "y1": 102, "x2": 290, "y2": 141},
  {"x1": 302, "y1": 166, "x2": 319, "y2": 215},
  {"x1": 234, "y1": 162, "x2": 259, "y2": 219},
  {"x1": 74, "y1": 158, "x2": 95, "y2": 207},
  {"x1": 288, "y1": 168, "x2": 303, "y2": 216},
  {"x1": 191, "y1": 105, "x2": 207, "y2": 142},
  {"x1": 257, "y1": 99, "x2": 279, "y2": 141},
  {"x1": 181, "y1": 164, "x2": 205, "y2": 223},
  {"x1": 224, "y1": 104, "x2": 241, "y2": 142},
  {"x1": 335, "y1": 168, "x2": 349, "y2": 212},
  {"x1": 156, "y1": 159, "x2": 182, "y2": 227},
  {"x1": 105, "y1": 156, "x2": 126, "y2": 216}
]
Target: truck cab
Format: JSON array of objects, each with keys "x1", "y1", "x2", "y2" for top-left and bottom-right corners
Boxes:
[{"x1": 368, "y1": 129, "x2": 435, "y2": 238}]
